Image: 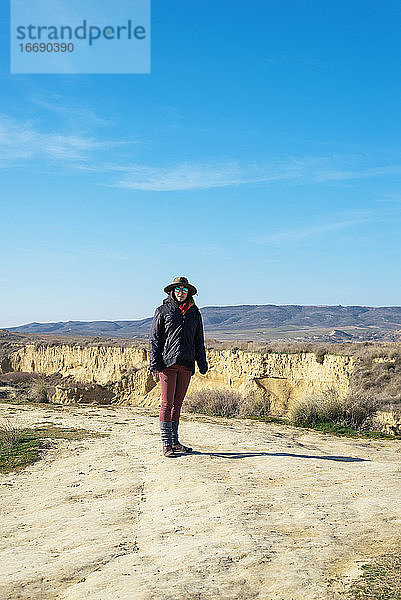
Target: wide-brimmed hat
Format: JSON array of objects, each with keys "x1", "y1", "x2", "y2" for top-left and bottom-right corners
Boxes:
[{"x1": 164, "y1": 276, "x2": 197, "y2": 295}]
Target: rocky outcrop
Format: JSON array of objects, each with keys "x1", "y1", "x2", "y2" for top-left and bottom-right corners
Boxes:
[
  {"x1": 9, "y1": 344, "x2": 148, "y2": 385},
  {"x1": 6, "y1": 343, "x2": 354, "y2": 415},
  {"x1": 143, "y1": 348, "x2": 354, "y2": 415},
  {"x1": 374, "y1": 407, "x2": 401, "y2": 436},
  {"x1": 51, "y1": 383, "x2": 115, "y2": 405}
]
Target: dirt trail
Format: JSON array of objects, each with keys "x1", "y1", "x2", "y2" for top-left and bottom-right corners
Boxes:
[{"x1": 0, "y1": 403, "x2": 400, "y2": 600}]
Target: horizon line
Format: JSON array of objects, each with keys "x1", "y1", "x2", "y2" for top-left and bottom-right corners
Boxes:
[{"x1": 3, "y1": 302, "x2": 401, "y2": 330}]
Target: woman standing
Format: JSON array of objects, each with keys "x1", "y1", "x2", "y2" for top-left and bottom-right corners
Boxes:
[{"x1": 149, "y1": 276, "x2": 208, "y2": 457}]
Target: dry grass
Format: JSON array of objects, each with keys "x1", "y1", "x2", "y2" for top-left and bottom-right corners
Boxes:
[
  {"x1": 0, "y1": 418, "x2": 24, "y2": 451},
  {"x1": 185, "y1": 388, "x2": 270, "y2": 419},
  {"x1": 186, "y1": 389, "x2": 243, "y2": 418},
  {"x1": 0, "y1": 371, "x2": 42, "y2": 386},
  {"x1": 0, "y1": 372, "x2": 80, "y2": 404},
  {"x1": 0, "y1": 420, "x2": 108, "y2": 474},
  {"x1": 1, "y1": 339, "x2": 401, "y2": 428},
  {"x1": 289, "y1": 388, "x2": 381, "y2": 430},
  {"x1": 345, "y1": 552, "x2": 401, "y2": 600},
  {"x1": 239, "y1": 394, "x2": 271, "y2": 418},
  {"x1": 205, "y1": 339, "x2": 401, "y2": 360},
  {"x1": 350, "y1": 354, "x2": 401, "y2": 406},
  {"x1": 28, "y1": 380, "x2": 49, "y2": 403}
]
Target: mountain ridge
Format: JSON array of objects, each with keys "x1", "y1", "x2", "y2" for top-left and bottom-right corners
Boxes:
[{"x1": 4, "y1": 304, "x2": 401, "y2": 342}]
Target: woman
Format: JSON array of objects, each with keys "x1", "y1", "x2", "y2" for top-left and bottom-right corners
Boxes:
[{"x1": 149, "y1": 276, "x2": 208, "y2": 457}]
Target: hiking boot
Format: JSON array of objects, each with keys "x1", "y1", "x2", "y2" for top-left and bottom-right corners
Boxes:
[
  {"x1": 172, "y1": 443, "x2": 193, "y2": 453},
  {"x1": 163, "y1": 445, "x2": 176, "y2": 457}
]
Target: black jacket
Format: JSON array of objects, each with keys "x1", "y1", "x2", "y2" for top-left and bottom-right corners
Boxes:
[{"x1": 148, "y1": 297, "x2": 208, "y2": 375}]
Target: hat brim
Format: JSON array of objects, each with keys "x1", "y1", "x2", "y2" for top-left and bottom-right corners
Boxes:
[{"x1": 164, "y1": 284, "x2": 197, "y2": 295}]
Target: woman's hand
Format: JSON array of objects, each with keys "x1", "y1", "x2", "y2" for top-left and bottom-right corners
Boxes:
[{"x1": 152, "y1": 370, "x2": 160, "y2": 381}]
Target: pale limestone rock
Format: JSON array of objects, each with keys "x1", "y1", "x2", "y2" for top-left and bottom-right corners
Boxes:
[
  {"x1": 10, "y1": 344, "x2": 147, "y2": 384},
  {"x1": 374, "y1": 408, "x2": 401, "y2": 435},
  {"x1": 51, "y1": 384, "x2": 114, "y2": 405},
  {"x1": 8, "y1": 343, "x2": 354, "y2": 416}
]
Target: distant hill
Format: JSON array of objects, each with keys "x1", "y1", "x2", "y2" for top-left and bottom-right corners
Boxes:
[{"x1": 4, "y1": 305, "x2": 401, "y2": 342}]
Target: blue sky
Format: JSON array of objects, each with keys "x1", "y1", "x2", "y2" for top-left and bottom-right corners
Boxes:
[{"x1": 1, "y1": 0, "x2": 401, "y2": 327}]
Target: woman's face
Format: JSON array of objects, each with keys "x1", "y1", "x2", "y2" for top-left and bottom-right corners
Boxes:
[{"x1": 174, "y1": 286, "x2": 189, "y2": 302}]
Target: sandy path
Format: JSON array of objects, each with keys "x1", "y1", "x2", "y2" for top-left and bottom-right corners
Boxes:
[{"x1": 0, "y1": 403, "x2": 400, "y2": 600}]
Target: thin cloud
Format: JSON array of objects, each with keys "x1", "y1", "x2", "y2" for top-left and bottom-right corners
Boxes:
[
  {"x1": 254, "y1": 214, "x2": 374, "y2": 246},
  {"x1": 315, "y1": 165, "x2": 401, "y2": 182},
  {"x1": 2, "y1": 110, "x2": 401, "y2": 190},
  {"x1": 19, "y1": 245, "x2": 129, "y2": 263},
  {"x1": 107, "y1": 158, "x2": 401, "y2": 192},
  {"x1": 0, "y1": 114, "x2": 104, "y2": 163},
  {"x1": 32, "y1": 96, "x2": 113, "y2": 127},
  {"x1": 109, "y1": 161, "x2": 302, "y2": 191},
  {"x1": 85, "y1": 248, "x2": 129, "y2": 261},
  {"x1": 376, "y1": 194, "x2": 401, "y2": 203},
  {"x1": 198, "y1": 244, "x2": 229, "y2": 258},
  {"x1": 0, "y1": 114, "x2": 129, "y2": 167}
]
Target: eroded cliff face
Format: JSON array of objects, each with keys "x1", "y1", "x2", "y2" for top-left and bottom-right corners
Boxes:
[
  {"x1": 7, "y1": 343, "x2": 354, "y2": 415},
  {"x1": 191, "y1": 349, "x2": 353, "y2": 415},
  {"x1": 10, "y1": 344, "x2": 148, "y2": 385}
]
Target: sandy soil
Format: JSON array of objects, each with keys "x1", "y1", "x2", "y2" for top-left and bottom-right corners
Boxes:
[{"x1": 0, "y1": 402, "x2": 400, "y2": 600}]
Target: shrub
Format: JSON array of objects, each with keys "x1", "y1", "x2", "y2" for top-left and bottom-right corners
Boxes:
[
  {"x1": 290, "y1": 396, "x2": 325, "y2": 428},
  {"x1": 0, "y1": 418, "x2": 23, "y2": 452},
  {"x1": 0, "y1": 372, "x2": 41, "y2": 386},
  {"x1": 185, "y1": 388, "x2": 271, "y2": 419},
  {"x1": 239, "y1": 395, "x2": 271, "y2": 418},
  {"x1": 185, "y1": 389, "x2": 242, "y2": 418},
  {"x1": 314, "y1": 348, "x2": 327, "y2": 364},
  {"x1": 351, "y1": 353, "x2": 401, "y2": 405},
  {"x1": 289, "y1": 388, "x2": 381, "y2": 430},
  {"x1": 341, "y1": 393, "x2": 381, "y2": 430},
  {"x1": 28, "y1": 380, "x2": 49, "y2": 403}
]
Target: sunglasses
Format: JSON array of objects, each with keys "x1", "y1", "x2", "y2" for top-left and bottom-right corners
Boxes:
[{"x1": 174, "y1": 286, "x2": 189, "y2": 293}]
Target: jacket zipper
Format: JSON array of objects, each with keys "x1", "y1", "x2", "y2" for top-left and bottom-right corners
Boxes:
[{"x1": 178, "y1": 311, "x2": 185, "y2": 363}]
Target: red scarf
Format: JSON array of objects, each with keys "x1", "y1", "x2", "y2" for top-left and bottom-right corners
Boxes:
[{"x1": 179, "y1": 301, "x2": 194, "y2": 315}]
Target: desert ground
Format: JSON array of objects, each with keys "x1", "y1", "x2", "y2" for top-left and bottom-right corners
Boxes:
[{"x1": 0, "y1": 402, "x2": 400, "y2": 600}]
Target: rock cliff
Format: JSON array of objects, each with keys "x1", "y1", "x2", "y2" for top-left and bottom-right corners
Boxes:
[
  {"x1": 6, "y1": 343, "x2": 354, "y2": 415},
  {"x1": 9, "y1": 344, "x2": 148, "y2": 384}
]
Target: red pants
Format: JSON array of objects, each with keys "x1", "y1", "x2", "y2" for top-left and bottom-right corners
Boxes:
[{"x1": 159, "y1": 363, "x2": 192, "y2": 422}]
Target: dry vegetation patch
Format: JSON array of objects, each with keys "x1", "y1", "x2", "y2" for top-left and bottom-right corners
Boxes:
[
  {"x1": 0, "y1": 418, "x2": 107, "y2": 474},
  {"x1": 344, "y1": 552, "x2": 401, "y2": 600},
  {"x1": 1, "y1": 338, "x2": 401, "y2": 435},
  {"x1": 0, "y1": 371, "x2": 62, "y2": 404},
  {"x1": 289, "y1": 389, "x2": 381, "y2": 431},
  {"x1": 186, "y1": 388, "x2": 271, "y2": 419}
]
